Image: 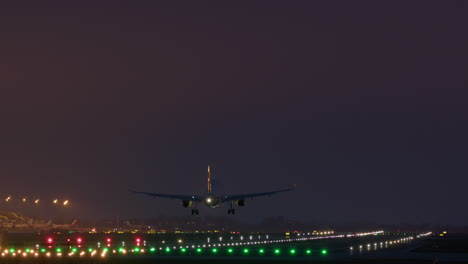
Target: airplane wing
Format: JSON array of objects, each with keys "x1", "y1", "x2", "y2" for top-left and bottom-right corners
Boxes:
[
  {"x1": 221, "y1": 186, "x2": 295, "y2": 202},
  {"x1": 129, "y1": 190, "x2": 203, "y2": 202}
]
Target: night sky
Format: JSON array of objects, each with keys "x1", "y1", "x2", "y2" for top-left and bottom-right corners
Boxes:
[{"x1": 0, "y1": 2, "x2": 467, "y2": 225}]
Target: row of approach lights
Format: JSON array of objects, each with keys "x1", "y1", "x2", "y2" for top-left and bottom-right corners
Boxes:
[
  {"x1": 349, "y1": 232, "x2": 432, "y2": 251},
  {"x1": 3, "y1": 196, "x2": 69, "y2": 206},
  {"x1": 41, "y1": 231, "x2": 383, "y2": 254},
  {"x1": 0, "y1": 246, "x2": 328, "y2": 259},
  {"x1": 0, "y1": 233, "x2": 431, "y2": 260},
  {"x1": 41, "y1": 230, "x2": 384, "y2": 251},
  {"x1": 44, "y1": 234, "x2": 340, "y2": 249},
  {"x1": 1, "y1": 231, "x2": 427, "y2": 260}
]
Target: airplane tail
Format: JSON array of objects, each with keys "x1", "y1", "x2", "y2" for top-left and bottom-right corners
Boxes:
[
  {"x1": 207, "y1": 165, "x2": 212, "y2": 193},
  {"x1": 69, "y1": 219, "x2": 78, "y2": 227},
  {"x1": 207, "y1": 165, "x2": 221, "y2": 194}
]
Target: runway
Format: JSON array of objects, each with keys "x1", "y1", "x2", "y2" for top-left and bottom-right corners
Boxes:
[{"x1": 0, "y1": 230, "x2": 447, "y2": 263}]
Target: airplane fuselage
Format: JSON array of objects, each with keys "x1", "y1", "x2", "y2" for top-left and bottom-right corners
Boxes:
[{"x1": 202, "y1": 194, "x2": 222, "y2": 208}]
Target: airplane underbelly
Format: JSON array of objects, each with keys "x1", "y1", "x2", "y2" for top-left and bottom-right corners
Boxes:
[
  {"x1": 203, "y1": 196, "x2": 221, "y2": 208},
  {"x1": 205, "y1": 202, "x2": 221, "y2": 208}
]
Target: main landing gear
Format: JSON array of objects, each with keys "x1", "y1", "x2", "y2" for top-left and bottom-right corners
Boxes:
[
  {"x1": 191, "y1": 203, "x2": 199, "y2": 215},
  {"x1": 228, "y1": 201, "x2": 235, "y2": 214}
]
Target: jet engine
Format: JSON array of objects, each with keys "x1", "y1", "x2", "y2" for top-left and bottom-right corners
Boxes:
[
  {"x1": 236, "y1": 199, "x2": 246, "y2": 207},
  {"x1": 182, "y1": 200, "x2": 193, "y2": 207}
]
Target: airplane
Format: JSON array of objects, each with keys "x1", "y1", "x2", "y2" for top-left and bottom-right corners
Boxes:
[
  {"x1": 130, "y1": 165, "x2": 295, "y2": 215},
  {"x1": 5, "y1": 219, "x2": 78, "y2": 231}
]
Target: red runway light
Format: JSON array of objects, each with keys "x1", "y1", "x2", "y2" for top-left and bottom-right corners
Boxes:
[
  {"x1": 77, "y1": 237, "x2": 83, "y2": 243},
  {"x1": 47, "y1": 237, "x2": 53, "y2": 244}
]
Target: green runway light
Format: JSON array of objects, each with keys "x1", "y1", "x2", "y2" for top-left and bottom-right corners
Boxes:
[
  {"x1": 243, "y1": 248, "x2": 249, "y2": 254},
  {"x1": 118, "y1": 247, "x2": 124, "y2": 253},
  {"x1": 72, "y1": 248, "x2": 78, "y2": 253},
  {"x1": 88, "y1": 248, "x2": 93, "y2": 252},
  {"x1": 306, "y1": 249, "x2": 312, "y2": 254},
  {"x1": 181, "y1": 248, "x2": 187, "y2": 253},
  {"x1": 196, "y1": 248, "x2": 202, "y2": 253},
  {"x1": 40, "y1": 248, "x2": 46, "y2": 253},
  {"x1": 134, "y1": 247, "x2": 140, "y2": 252},
  {"x1": 212, "y1": 248, "x2": 218, "y2": 253},
  {"x1": 259, "y1": 248, "x2": 265, "y2": 254},
  {"x1": 321, "y1": 249, "x2": 328, "y2": 255},
  {"x1": 274, "y1": 249, "x2": 280, "y2": 255},
  {"x1": 165, "y1": 247, "x2": 171, "y2": 253},
  {"x1": 9, "y1": 248, "x2": 15, "y2": 253},
  {"x1": 290, "y1": 249, "x2": 296, "y2": 254},
  {"x1": 150, "y1": 247, "x2": 156, "y2": 253},
  {"x1": 25, "y1": 248, "x2": 30, "y2": 253},
  {"x1": 56, "y1": 248, "x2": 62, "y2": 253},
  {"x1": 227, "y1": 248, "x2": 233, "y2": 253}
]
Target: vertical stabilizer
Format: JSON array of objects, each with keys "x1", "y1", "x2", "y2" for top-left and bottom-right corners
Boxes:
[{"x1": 207, "y1": 165, "x2": 212, "y2": 193}]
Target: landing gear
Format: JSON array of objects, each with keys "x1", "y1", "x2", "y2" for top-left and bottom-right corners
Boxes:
[
  {"x1": 191, "y1": 203, "x2": 199, "y2": 215},
  {"x1": 228, "y1": 201, "x2": 235, "y2": 214}
]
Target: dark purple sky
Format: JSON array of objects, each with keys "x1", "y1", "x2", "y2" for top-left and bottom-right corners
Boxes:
[{"x1": 0, "y1": 2, "x2": 467, "y2": 225}]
